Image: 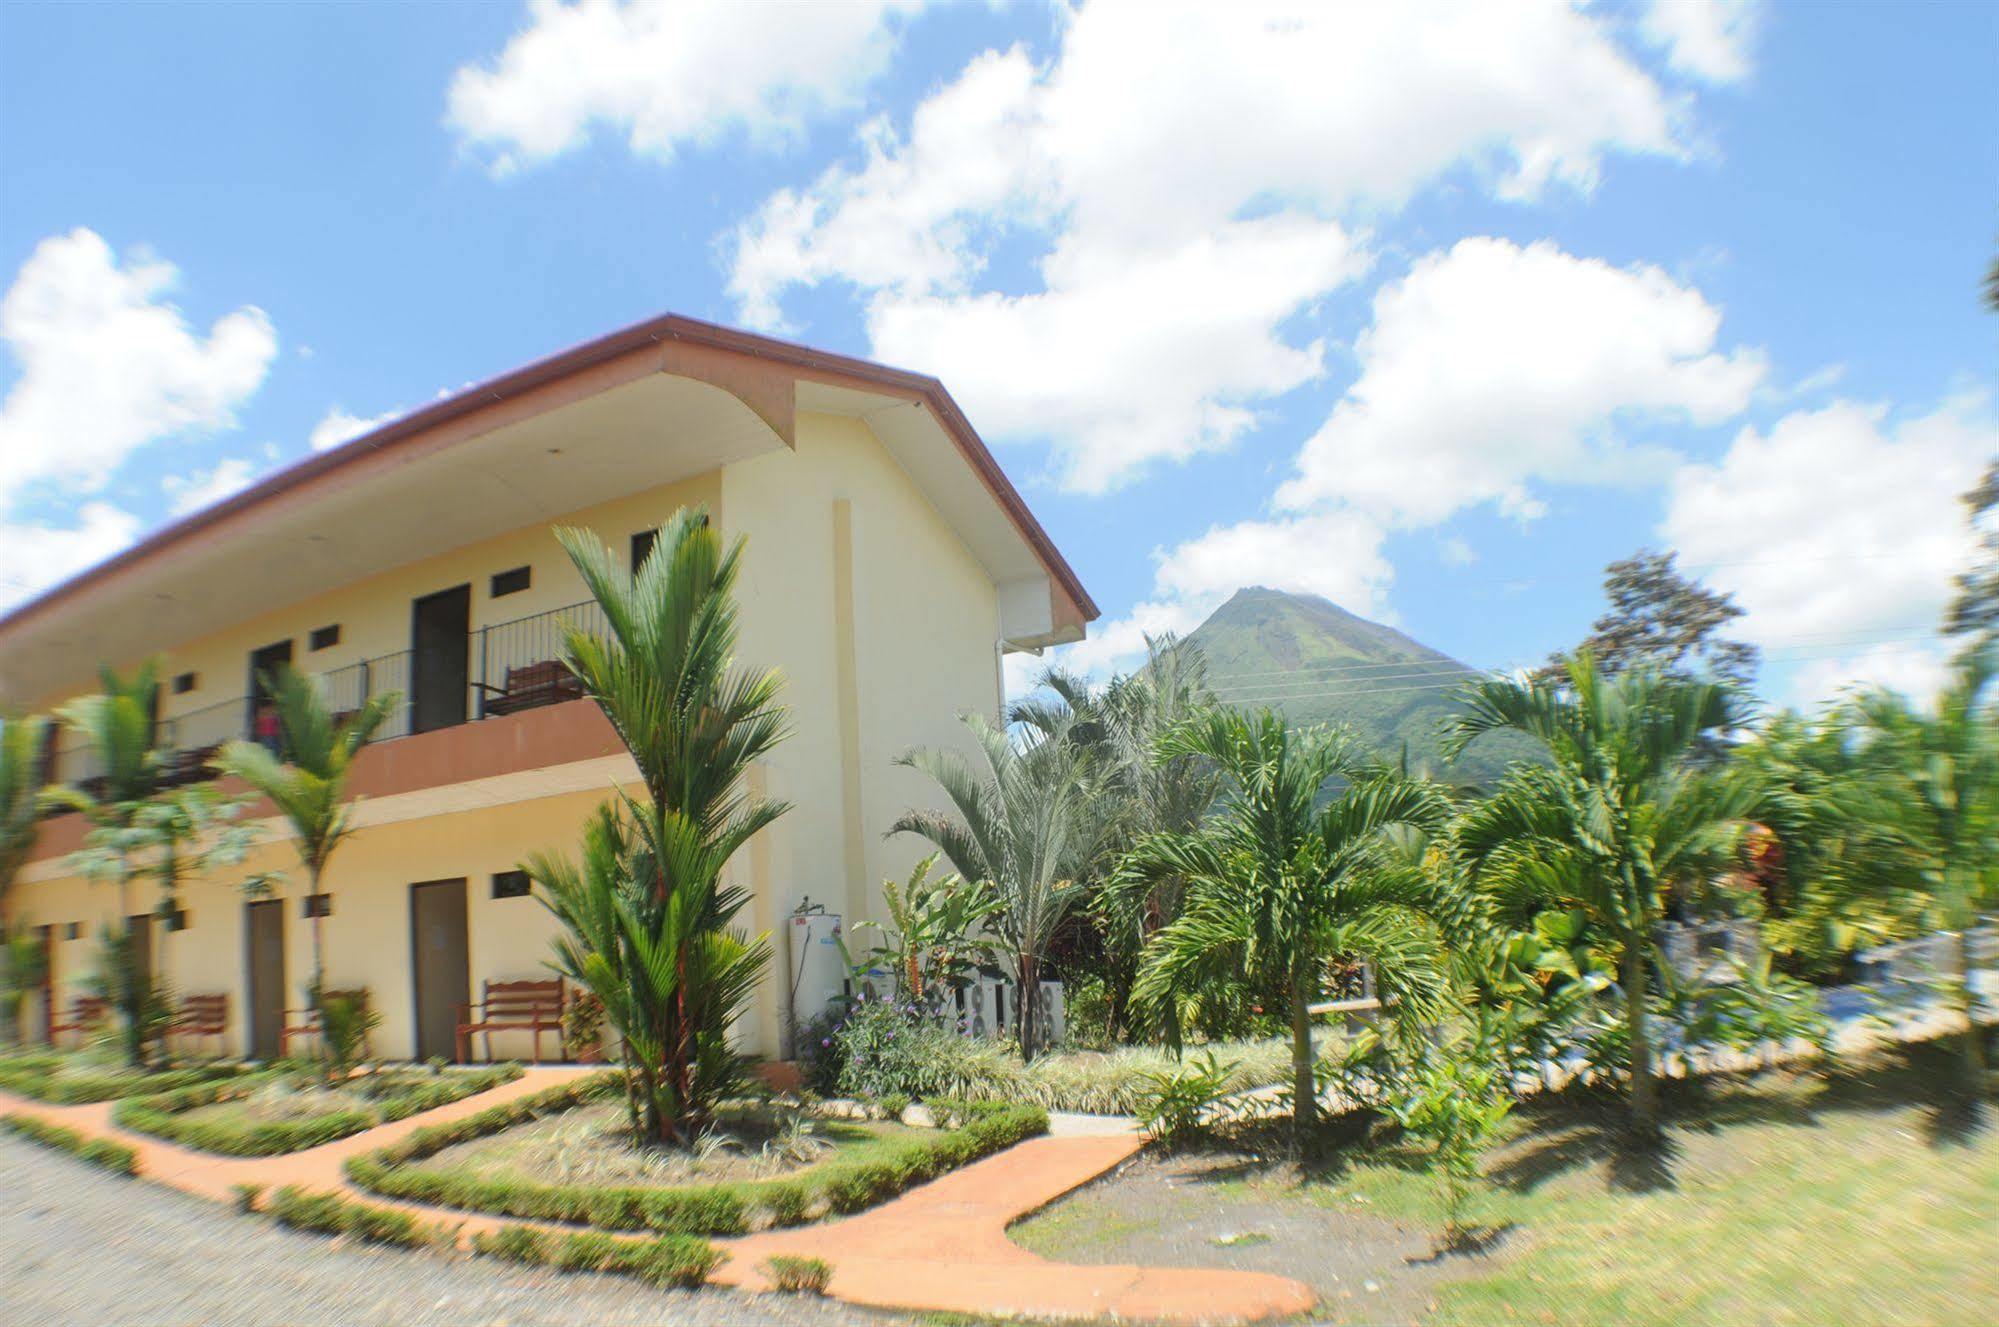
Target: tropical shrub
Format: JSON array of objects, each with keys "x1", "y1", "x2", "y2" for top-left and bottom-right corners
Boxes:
[
  {"x1": 830, "y1": 995, "x2": 966, "y2": 1102},
  {"x1": 764, "y1": 1254, "x2": 833, "y2": 1294},
  {"x1": 1133, "y1": 1049, "x2": 1236, "y2": 1146},
  {"x1": 561, "y1": 989, "x2": 605, "y2": 1059},
  {"x1": 1384, "y1": 1047, "x2": 1513, "y2": 1247}
]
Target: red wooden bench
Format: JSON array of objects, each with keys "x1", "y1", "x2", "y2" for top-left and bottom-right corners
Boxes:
[
  {"x1": 457, "y1": 978, "x2": 566, "y2": 1063},
  {"x1": 49, "y1": 995, "x2": 108, "y2": 1046},
  {"x1": 477, "y1": 661, "x2": 583, "y2": 716},
  {"x1": 279, "y1": 988, "x2": 371, "y2": 1060},
  {"x1": 171, "y1": 993, "x2": 229, "y2": 1056}
]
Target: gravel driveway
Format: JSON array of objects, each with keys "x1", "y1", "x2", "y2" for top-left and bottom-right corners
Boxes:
[{"x1": 0, "y1": 1136, "x2": 882, "y2": 1327}]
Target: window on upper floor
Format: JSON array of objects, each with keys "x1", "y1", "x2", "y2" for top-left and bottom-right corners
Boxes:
[
  {"x1": 491, "y1": 870, "x2": 532, "y2": 899},
  {"x1": 309, "y1": 624, "x2": 341, "y2": 651},
  {"x1": 491, "y1": 565, "x2": 532, "y2": 597},
  {"x1": 172, "y1": 671, "x2": 198, "y2": 694}
]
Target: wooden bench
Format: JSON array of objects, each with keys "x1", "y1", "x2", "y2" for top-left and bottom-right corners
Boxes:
[
  {"x1": 476, "y1": 660, "x2": 583, "y2": 717},
  {"x1": 49, "y1": 995, "x2": 109, "y2": 1046},
  {"x1": 171, "y1": 993, "x2": 229, "y2": 1056},
  {"x1": 457, "y1": 978, "x2": 566, "y2": 1064},
  {"x1": 279, "y1": 988, "x2": 371, "y2": 1060}
]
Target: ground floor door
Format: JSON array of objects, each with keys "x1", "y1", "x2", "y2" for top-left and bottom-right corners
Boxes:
[
  {"x1": 35, "y1": 924, "x2": 54, "y2": 1043},
  {"x1": 244, "y1": 900, "x2": 286, "y2": 1059},
  {"x1": 410, "y1": 879, "x2": 470, "y2": 1061},
  {"x1": 127, "y1": 913, "x2": 154, "y2": 995}
]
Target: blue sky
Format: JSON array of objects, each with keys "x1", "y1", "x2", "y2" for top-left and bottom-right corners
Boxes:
[{"x1": 1, "y1": 0, "x2": 1993, "y2": 709}]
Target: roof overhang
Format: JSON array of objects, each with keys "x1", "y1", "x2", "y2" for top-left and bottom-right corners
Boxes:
[{"x1": 0, "y1": 315, "x2": 1096, "y2": 701}]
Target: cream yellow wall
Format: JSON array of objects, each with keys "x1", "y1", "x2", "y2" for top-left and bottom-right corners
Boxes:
[{"x1": 13, "y1": 407, "x2": 1012, "y2": 1060}]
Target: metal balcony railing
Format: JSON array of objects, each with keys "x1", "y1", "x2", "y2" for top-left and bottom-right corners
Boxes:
[{"x1": 41, "y1": 599, "x2": 606, "y2": 805}]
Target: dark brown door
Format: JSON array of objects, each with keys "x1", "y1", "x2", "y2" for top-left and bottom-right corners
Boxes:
[
  {"x1": 410, "y1": 586, "x2": 471, "y2": 734},
  {"x1": 247, "y1": 640, "x2": 294, "y2": 748},
  {"x1": 127, "y1": 913, "x2": 154, "y2": 995},
  {"x1": 35, "y1": 924, "x2": 54, "y2": 1043},
  {"x1": 410, "y1": 879, "x2": 470, "y2": 1061},
  {"x1": 245, "y1": 900, "x2": 286, "y2": 1059}
]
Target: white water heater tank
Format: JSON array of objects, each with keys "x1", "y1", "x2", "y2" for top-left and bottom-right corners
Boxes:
[{"x1": 781, "y1": 905, "x2": 845, "y2": 1059}]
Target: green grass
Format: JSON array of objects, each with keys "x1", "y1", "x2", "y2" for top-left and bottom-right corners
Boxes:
[
  {"x1": 0, "y1": 1049, "x2": 247, "y2": 1103},
  {"x1": 1015, "y1": 1040, "x2": 1997, "y2": 1327}
]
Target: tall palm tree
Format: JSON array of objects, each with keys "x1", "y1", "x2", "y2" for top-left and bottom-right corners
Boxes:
[
  {"x1": 214, "y1": 665, "x2": 398, "y2": 1007},
  {"x1": 894, "y1": 710, "x2": 1094, "y2": 1060},
  {"x1": 50, "y1": 662, "x2": 167, "y2": 1064},
  {"x1": 1446, "y1": 656, "x2": 1755, "y2": 1133},
  {"x1": 539, "y1": 505, "x2": 788, "y2": 1143},
  {"x1": 1841, "y1": 644, "x2": 1997, "y2": 1090},
  {"x1": 1127, "y1": 709, "x2": 1454, "y2": 1152}
]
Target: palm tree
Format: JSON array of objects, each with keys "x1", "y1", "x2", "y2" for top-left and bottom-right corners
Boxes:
[
  {"x1": 1446, "y1": 656, "x2": 1755, "y2": 1134},
  {"x1": 537, "y1": 505, "x2": 788, "y2": 1143},
  {"x1": 893, "y1": 710, "x2": 1094, "y2": 1061},
  {"x1": 1, "y1": 714, "x2": 48, "y2": 1045},
  {"x1": 50, "y1": 662, "x2": 167, "y2": 1064},
  {"x1": 1012, "y1": 637, "x2": 1221, "y2": 1040},
  {"x1": 1127, "y1": 709, "x2": 1454, "y2": 1152},
  {"x1": 214, "y1": 665, "x2": 398, "y2": 1008},
  {"x1": 1841, "y1": 644, "x2": 1997, "y2": 1090}
]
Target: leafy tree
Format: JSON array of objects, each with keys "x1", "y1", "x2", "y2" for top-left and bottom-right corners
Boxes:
[
  {"x1": 1549, "y1": 550, "x2": 1758, "y2": 688},
  {"x1": 0, "y1": 713, "x2": 46, "y2": 906},
  {"x1": 1944, "y1": 459, "x2": 1996, "y2": 647},
  {"x1": 1447, "y1": 657, "x2": 1756, "y2": 1134},
  {"x1": 1840, "y1": 645, "x2": 1997, "y2": 1090},
  {"x1": 893, "y1": 710, "x2": 1094, "y2": 1061},
  {"x1": 847, "y1": 853, "x2": 999, "y2": 1003},
  {"x1": 532, "y1": 506, "x2": 788, "y2": 1143},
  {"x1": 214, "y1": 666, "x2": 399, "y2": 1012},
  {"x1": 1126, "y1": 710, "x2": 1454, "y2": 1153},
  {"x1": 1012, "y1": 636, "x2": 1221, "y2": 1039},
  {"x1": 47, "y1": 662, "x2": 167, "y2": 1065}
]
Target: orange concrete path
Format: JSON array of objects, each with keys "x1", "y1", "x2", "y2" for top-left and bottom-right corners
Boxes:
[{"x1": 0, "y1": 1075, "x2": 1315, "y2": 1324}]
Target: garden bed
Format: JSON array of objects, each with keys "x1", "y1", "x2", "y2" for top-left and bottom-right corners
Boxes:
[
  {"x1": 344, "y1": 1071, "x2": 1048, "y2": 1234},
  {"x1": 113, "y1": 1062, "x2": 524, "y2": 1156},
  {"x1": 0, "y1": 1049, "x2": 249, "y2": 1104}
]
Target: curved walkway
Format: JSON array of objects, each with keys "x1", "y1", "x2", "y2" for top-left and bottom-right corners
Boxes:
[{"x1": 0, "y1": 1074, "x2": 1314, "y2": 1325}]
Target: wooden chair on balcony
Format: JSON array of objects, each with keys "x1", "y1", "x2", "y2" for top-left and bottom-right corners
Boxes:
[
  {"x1": 171, "y1": 993, "x2": 229, "y2": 1057},
  {"x1": 279, "y1": 988, "x2": 371, "y2": 1060},
  {"x1": 457, "y1": 978, "x2": 566, "y2": 1064},
  {"x1": 49, "y1": 995, "x2": 109, "y2": 1047},
  {"x1": 475, "y1": 661, "x2": 584, "y2": 717}
]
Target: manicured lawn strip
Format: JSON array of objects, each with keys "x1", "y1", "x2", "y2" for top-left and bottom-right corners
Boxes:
[
  {"x1": 1, "y1": 1111, "x2": 140, "y2": 1175},
  {"x1": 0, "y1": 1053, "x2": 250, "y2": 1104},
  {"x1": 112, "y1": 1063, "x2": 525, "y2": 1156},
  {"x1": 472, "y1": 1222, "x2": 724, "y2": 1289},
  {"x1": 345, "y1": 1078, "x2": 1049, "y2": 1234},
  {"x1": 266, "y1": 1184, "x2": 458, "y2": 1249}
]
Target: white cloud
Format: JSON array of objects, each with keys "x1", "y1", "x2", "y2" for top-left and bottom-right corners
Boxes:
[
  {"x1": 1062, "y1": 510, "x2": 1395, "y2": 677},
  {"x1": 0, "y1": 229, "x2": 277, "y2": 499},
  {"x1": 309, "y1": 406, "x2": 397, "y2": 452},
  {"x1": 869, "y1": 216, "x2": 1369, "y2": 492},
  {"x1": 0, "y1": 503, "x2": 142, "y2": 614},
  {"x1": 1642, "y1": 0, "x2": 1760, "y2": 85},
  {"x1": 165, "y1": 458, "x2": 259, "y2": 516},
  {"x1": 448, "y1": 0, "x2": 928, "y2": 175},
  {"x1": 1278, "y1": 238, "x2": 1766, "y2": 525},
  {"x1": 731, "y1": 0, "x2": 1696, "y2": 491},
  {"x1": 1662, "y1": 393, "x2": 1996, "y2": 702}
]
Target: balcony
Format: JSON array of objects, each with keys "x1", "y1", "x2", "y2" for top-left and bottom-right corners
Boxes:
[{"x1": 47, "y1": 598, "x2": 611, "y2": 798}]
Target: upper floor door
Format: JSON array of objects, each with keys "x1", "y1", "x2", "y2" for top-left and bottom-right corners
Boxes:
[{"x1": 410, "y1": 584, "x2": 471, "y2": 735}]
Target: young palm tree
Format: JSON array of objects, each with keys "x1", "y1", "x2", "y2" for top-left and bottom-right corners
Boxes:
[
  {"x1": 539, "y1": 505, "x2": 789, "y2": 1143},
  {"x1": 50, "y1": 662, "x2": 167, "y2": 1064},
  {"x1": 214, "y1": 666, "x2": 398, "y2": 1009},
  {"x1": 1841, "y1": 644, "x2": 1997, "y2": 1090},
  {"x1": 1445, "y1": 656, "x2": 1755, "y2": 1134},
  {"x1": 1126, "y1": 709, "x2": 1455, "y2": 1153},
  {"x1": 1, "y1": 714, "x2": 48, "y2": 1045},
  {"x1": 893, "y1": 710, "x2": 1094, "y2": 1060}
]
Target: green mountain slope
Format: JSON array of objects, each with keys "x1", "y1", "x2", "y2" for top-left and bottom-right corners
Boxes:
[{"x1": 1176, "y1": 587, "x2": 1537, "y2": 789}]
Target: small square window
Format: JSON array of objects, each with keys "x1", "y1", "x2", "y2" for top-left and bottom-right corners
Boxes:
[
  {"x1": 491, "y1": 870, "x2": 532, "y2": 900},
  {"x1": 309, "y1": 624, "x2": 341, "y2": 651},
  {"x1": 302, "y1": 894, "x2": 333, "y2": 919},
  {"x1": 630, "y1": 529, "x2": 657, "y2": 575},
  {"x1": 64, "y1": 922, "x2": 83, "y2": 941},
  {"x1": 166, "y1": 908, "x2": 189, "y2": 932},
  {"x1": 491, "y1": 566, "x2": 532, "y2": 597},
  {"x1": 172, "y1": 671, "x2": 198, "y2": 695}
]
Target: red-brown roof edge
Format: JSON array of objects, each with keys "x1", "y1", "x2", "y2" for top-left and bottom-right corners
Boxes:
[{"x1": 0, "y1": 312, "x2": 1098, "y2": 639}]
